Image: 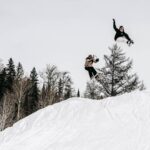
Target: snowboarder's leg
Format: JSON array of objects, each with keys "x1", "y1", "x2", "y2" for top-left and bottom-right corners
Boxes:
[
  {"x1": 88, "y1": 70, "x2": 94, "y2": 79},
  {"x1": 85, "y1": 67, "x2": 98, "y2": 79},
  {"x1": 90, "y1": 67, "x2": 97, "y2": 77},
  {"x1": 85, "y1": 67, "x2": 94, "y2": 79}
]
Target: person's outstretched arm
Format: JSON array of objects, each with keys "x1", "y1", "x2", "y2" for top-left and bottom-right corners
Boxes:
[
  {"x1": 113, "y1": 19, "x2": 118, "y2": 32},
  {"x1": 124, "y1": 32, "x2": 131, "y2": 41}
]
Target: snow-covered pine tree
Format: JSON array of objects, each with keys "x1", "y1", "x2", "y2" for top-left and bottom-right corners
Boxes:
[
  {"x1": 84, "y1": 80, "x2": 104, "y2": 99},
  {"x1": 98, "y1": 44, "x2": 142, "y2": 97}
]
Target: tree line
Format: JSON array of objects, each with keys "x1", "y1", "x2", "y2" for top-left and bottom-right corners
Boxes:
[{"x1": 0, "y1": 59, "x2": 74, "y2": 130}]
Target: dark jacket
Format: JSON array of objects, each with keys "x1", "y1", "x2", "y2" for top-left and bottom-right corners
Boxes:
[{"x1": 113, "y1": 20, "x2": 131, "y2": 41}]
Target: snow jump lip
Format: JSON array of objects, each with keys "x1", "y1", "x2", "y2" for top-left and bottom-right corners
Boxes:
[{"x1": 0, "y1": 91, "x2": 150, "y2": 150}]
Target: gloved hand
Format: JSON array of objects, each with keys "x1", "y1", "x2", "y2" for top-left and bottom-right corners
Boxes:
[
  {"x1": 113, "y1": 18, "x2": 115, "y2": 22},
  {"x1": 95, "y1": 58, "x2": 99, "y2": 63}
]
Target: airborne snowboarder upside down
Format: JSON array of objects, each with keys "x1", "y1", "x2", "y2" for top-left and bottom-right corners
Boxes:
[
  {"x1": 113, "y1": 19, "x2": 134, "y2": 46},
  {"x1": 84, "y1": 55, "x2": 99, "y2": 79}
]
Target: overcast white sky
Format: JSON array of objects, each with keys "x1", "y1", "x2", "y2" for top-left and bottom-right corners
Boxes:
[{"x1": 1, "y1": 0, "x2": 150, "y2": 92}]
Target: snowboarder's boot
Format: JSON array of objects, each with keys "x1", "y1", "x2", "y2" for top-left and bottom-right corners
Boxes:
[{"x1": 94, "y1": 73, "x2": 101, "y2": 81}]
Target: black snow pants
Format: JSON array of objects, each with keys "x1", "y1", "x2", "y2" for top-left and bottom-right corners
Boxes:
[{"x1": 85, "y1": 67, "x2": 97, "y2": 79}]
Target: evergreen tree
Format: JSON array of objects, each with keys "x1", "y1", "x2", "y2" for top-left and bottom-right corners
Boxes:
[
  {"x1": 98, "y1": 44, "x2": 142, "y2": 97},
  {"x1": 77, "y1": 89, "x2": 80, "y2": 97},
  {"x1": 16, "y1": 62, "x2": 24, "y2": 80},
  {"x1": 0, "y1": 68, "x2": 7, "y2": 100},
  {"x1": 139, "y1": 81, "x2": 146, "y2": 91},
  {"x1": 29, "y1": 67, "x2": 39, "y2": 112},
  {"x1": 6, "y1": 58, "x2": 16, "y2": 91},
  {"x1": 24, "y1": 68, "x2": 39, "y2": 115}
]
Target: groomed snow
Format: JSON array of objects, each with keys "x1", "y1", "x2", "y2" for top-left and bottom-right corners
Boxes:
[{"x1": 0, "y1": 91, "x2": 150, "y2": 150}]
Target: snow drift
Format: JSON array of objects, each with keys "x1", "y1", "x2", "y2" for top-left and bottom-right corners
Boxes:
[{"x1": 0, "y1": 91, "x2": 150, "y2": 150}]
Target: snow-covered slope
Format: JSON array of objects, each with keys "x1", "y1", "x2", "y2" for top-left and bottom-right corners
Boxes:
[{"x1": 0, "y1": 91, "x2": 150, "y2": 150}]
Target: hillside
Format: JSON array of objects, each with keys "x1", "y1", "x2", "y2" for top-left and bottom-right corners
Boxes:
[{"x1": 0, "y1": 91, "x2": 150, "y2": 150}]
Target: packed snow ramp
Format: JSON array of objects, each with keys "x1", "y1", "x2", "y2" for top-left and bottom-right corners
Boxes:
[{"x1": 0, "y1": 91, "x2": 150, "y2": 150}]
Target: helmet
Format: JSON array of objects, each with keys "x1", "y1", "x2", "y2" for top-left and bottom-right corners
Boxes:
[{"x1": 88, "y1": 54, "x2": 93, "y2": 58}]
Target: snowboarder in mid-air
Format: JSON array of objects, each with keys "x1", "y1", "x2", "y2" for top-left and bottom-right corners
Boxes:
[
  {"x1": 113, "y1": 19, "x2": 134, "y2": 46},
  {"x1": 84, "y1": 54, "x2": 99, "y2": 80}
]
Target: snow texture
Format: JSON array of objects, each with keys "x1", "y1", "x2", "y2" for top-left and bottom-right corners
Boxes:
[{"x1": 0, "y1": 91, "x2": 150, "y2": 150}]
